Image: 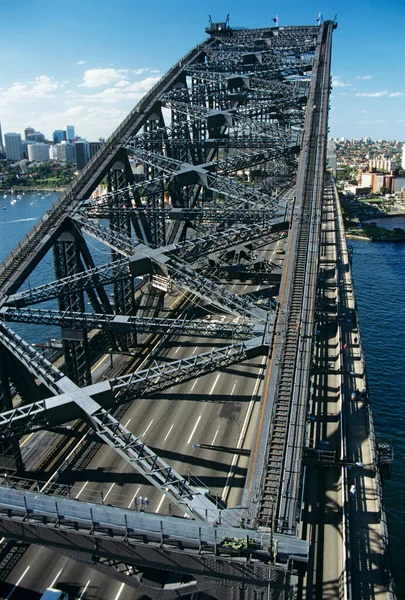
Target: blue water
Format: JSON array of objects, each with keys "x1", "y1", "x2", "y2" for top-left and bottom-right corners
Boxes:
[
  {"x1": 350, "y1": 239, "x2": 405, "y2": 597},
  {"x1": 0, "y1": 194, "x2": 404, "y2": 593},
  {"x1": 0, "y1": 191, "x2": 109, "y2": 344}
]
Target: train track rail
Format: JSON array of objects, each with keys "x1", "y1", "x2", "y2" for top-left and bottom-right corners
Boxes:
[{"x1": 258, "y1": 23, "x2": 332, "y2": 531}]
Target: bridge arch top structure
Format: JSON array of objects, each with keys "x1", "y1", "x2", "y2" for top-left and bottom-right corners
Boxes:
[{"x1": 0, "y1": 19, "x2": 335, "y2": 598}]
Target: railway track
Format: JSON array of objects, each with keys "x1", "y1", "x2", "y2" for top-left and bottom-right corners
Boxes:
[{"x1": 258, "y1": 25, "x2": 331, "y2": 530}]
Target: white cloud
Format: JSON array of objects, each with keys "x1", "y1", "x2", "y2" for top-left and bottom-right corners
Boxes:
[
  {"x1": 332, "y1": 77, "x2": 351, "y2": 88},
  {"x1": 79, "y1": 68, "x2": 129, "y2": 88},
  {"x1": 0, "y1": 75, "x2": 60, "y2": 105},
  {"x1": 390, "y1": 92, "x2": 403, "y2": 97},
  {"x1": 115, "y1": 80, "x2": 130, "y2": 88},
  {"x1": 356, "y1": 75, "x2": 372, "y2": 80},
  {"x1": 355, "y1": 90, "x2": 388, "y2": 97},
  {"x1": 133, "y1": 68, "x2": 149, "y2": 75},
  {"x1": 80, "y1": 75, "x2": 160, "y2": 104},
  {"x1": 76, "y1": 60, "x2": 86, "y2": 65},
  {"x1": 150, "y1": 69, "x2": 160, "y2": 74}
]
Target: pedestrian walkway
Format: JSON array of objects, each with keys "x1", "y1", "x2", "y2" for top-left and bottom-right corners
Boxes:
[{"x1": 336, "y1": 183, "x2": 395, "y2": 599}]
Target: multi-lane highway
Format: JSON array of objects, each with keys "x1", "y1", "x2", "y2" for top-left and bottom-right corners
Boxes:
[{"x1": 0, "y1": 239, "x2": 287, "y2": 599}]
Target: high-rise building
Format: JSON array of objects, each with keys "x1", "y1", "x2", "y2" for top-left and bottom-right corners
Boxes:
[
  {"x1": 89, "y1": 141, "x2": 103, "y2": 159},
  {"x1": 66, "y1": 125, "x2": 75, "y2": 141},
  {"x1": 402, "y1": 144, "x2": 405, "y2": 170},
  {"x1": 22, "y1": 140, "x2": 35, "y2": 159},
  {"x1": 0, "y1": 121, "x2": 3, "y2": 152},
  {"x1": 4, "y1": 132, "x2": 23, "y2": 161},
  {"x1": 27, "y1": 131, "x2": 46, "y2": 143},
  {"x1": 53, "y1": 130, "x2": 66, "y2": 144},
  {"x1": 28, "y1": 143, "x2": 50, "y2": 162},
  {"x1": 74, "y1": 140, "x2": 89, "y2": 170},
  {"x1": 55, "y1": 141, "x2": 75, "y2": 162},
  {"x1": 24, "y1": 126, "x2": 35, "y2": 140}
]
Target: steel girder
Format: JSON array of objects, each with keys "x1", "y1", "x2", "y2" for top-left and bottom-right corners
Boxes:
[
  {"x1": 70, "y1": 217, "x2": 269, "y2": 320},
  {"x1": 4, "y1": 259, "x2": 132, "y2": 308},
  {"x1": 1, "y1": 307, "x2": 258, "y2": 340},
  {"x1": 0, "y1": 324, "x2": 65, "y2": 395},
  {"x1": 123, "y1": 148, "x2": 283, "y2": 209},
  {"x1": 0, "y1": 337, "x2": 264, "y2": 439},
  {"x1": 79, "y1": 205, "x2": 278, "y2": 224}
]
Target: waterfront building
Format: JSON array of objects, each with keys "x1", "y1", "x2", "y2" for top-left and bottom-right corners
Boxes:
[
  {"x1": 54, "y1": 141, "x2": 75, "y2": 162},
  {"x1": 4, "y1": 132, "x2": 23, "y2": 161},
  {"x1": 27, "y1": 143, "x2": 50, "y2": 162},
  {"x1": 66, "y1": 125, "x2": 75, "y2": 141},
  {"x1": 24, "y1": 126, "x2": 35, "y2": 140},
  {"x1": 53, "y1": 129, "x2": 66, "y2": 144},
  {"x1": 402, "y1": 144, "x2": 405, "y2": 170}
]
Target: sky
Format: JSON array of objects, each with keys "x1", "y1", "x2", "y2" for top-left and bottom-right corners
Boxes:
[{"x1": 1, "y1": 0, "x2": 404, "y2": 143}]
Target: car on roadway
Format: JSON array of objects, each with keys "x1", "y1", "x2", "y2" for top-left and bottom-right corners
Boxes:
[
  {"x1": 40, "y1": 589, "x2": 69, "y2": 600},
  {"x1": 275, "y1": 248, "x2": 285, "y2": 255}
]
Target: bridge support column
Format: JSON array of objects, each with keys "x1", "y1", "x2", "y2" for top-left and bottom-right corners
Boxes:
[
  {"x1": 53, "y1": 228, "x2": 91, "y2": 387},
  {"x1": 108, "y1": 158, "x2": 137, "y2": 350},
  {"x1": 0, "y1": 351, "x2": 23, "y2": 472}
]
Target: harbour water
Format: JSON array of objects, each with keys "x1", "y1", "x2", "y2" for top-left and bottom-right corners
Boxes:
[
  {"x1": 350, "y1": 239, "x2": 405, "y2": 597},
  {"x1": 0, "y1": 192, "x2": 404, "y2": 594}
]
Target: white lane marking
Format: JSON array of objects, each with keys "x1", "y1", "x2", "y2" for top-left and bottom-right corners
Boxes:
[
  {"x1": 222, "y1": 357, "x2": 266, "y2": 501},
  {"x1": 113, "y1": 582, "x2": 126, "y2": 600},
  {"x1": 187, "y1": 415, "x2": 202, "y2": 445},
  {"x1": 79, "y1": 579, "x2": 91, "y2": 599},
  {"x1": 104, "y1": 482, "x2": 115, "y2": 501},
  {"x1": 141, "y1": 419, "x2": 154, "y2": 438},
  {"x1": 128, "y1": 485, "x2": 142, "y2": 509},
  {"x1": 231, "y1": 381, "x2": 237, "y2": 395},
  {"x1": 163, "y1": 424, "x2": 174, "y2": 443},
  {"x1": 75, "y1": 481, "x2": 89, "y2": 499},
  {"x1": 155, "y1": 493, "x2": 165, "y2": 513},
  {"x1": 124, "y1": 418, "x2": 131, "y2": 428},
  {"x1": 211, "y1": 427, "x2": 220, "y2": 446},
  {"x1": 6, "y1": 565, "x2": 30, "y2": 599},
  {"x1": 175, "y1": 346, "x2": 180, "y2": 354},
  {"x1": 49, "y1": 568, "x2": 63, "y2": 589},
  {"x1": 190, "y1": 379, "x2": 198, "y2": 392},
  {"x1": 209, "y1": 373, "x2": 221, "y2": 395},
  {"x1": 192, "y1": 346, "x2": 198, "y2": 355}
]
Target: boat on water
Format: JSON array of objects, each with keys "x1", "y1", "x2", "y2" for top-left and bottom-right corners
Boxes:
[
  {"x1": 10, "y1": 199, "x2": 17, "y2": 205},
  {"x1": 3, "y1": 194, "x2": 7, "y2": 199},
  {"x1": 16, "y1": 195, "x2": 22, "y2": 200}
]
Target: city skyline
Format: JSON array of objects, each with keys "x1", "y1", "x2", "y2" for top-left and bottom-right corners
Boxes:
[{"x1": 1, "y1": 0, "x2": 405, "y2": 142}]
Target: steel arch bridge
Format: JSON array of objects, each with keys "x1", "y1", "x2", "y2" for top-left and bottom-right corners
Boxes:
[{"x1": 0, "y1": 18, "x2": 335, "y2": 599}]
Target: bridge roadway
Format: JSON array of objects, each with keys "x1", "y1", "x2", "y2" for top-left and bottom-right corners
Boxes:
[{"x1": 0, "y1": 243, "x2": 288, "y2": 598}]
